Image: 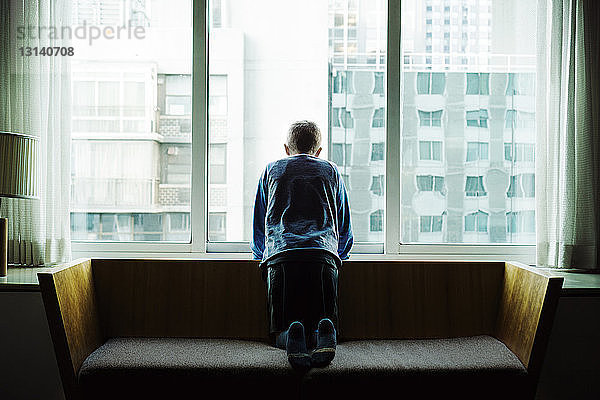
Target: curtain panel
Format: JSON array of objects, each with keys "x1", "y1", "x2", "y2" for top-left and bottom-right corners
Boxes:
[
  {"x1": 0, "y1": 0, "x2": 72, "y2": 265},
  {"x1": 536, "y1": 0, "x2": 600, "y2": 269}
]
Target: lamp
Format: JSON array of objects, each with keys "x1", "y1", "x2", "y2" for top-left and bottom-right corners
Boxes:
[{"x1": 0, "y1": 132, "x2": 40, "y2": 276}]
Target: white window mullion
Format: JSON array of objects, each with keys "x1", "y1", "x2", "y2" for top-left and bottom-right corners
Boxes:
[
  {"x1": 385, "y1": 0, "x2": 401, "y2": 255},
  {"x1": 191, "y1": 0, "x2": 208, "y2": 253}
]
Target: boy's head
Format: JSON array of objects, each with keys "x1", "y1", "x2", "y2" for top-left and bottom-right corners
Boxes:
[{"x1": 284, "y1": 120, "x2": 322, "y2": 157}]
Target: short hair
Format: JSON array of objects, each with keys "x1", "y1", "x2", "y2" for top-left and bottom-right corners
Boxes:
[{"x1": 286, "y1": 120, "x2": 322, "y2": 154}]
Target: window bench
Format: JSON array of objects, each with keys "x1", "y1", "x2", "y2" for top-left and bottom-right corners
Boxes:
[{"x1": 37, "y1": 259, "x2": 563, "y2": 400}]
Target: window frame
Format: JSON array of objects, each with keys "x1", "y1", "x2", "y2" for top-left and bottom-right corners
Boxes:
[{"x1": 72, "y1": 0, "x2": 535, "y2": 264}]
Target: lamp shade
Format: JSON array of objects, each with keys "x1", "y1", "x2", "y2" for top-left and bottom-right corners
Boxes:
[{"x1": 0, "y1": 131, "x2": 40, "y2": 199}]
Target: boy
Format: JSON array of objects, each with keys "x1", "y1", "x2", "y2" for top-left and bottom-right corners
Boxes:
[{"x1": 251, "y1": 120, "x2": 353, "y2": 369}]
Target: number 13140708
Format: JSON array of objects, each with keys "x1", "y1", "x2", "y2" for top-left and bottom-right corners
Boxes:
[{"x1": 19, "y1": 47, "x2": 75, "y2": 56}]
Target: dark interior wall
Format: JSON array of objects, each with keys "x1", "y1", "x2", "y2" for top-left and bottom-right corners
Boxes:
[
  {"x1": 536, "y1": 296, "x2": 600, "y2": 399},
  {"x1": 0, "y1": 292, "x2": 64, "y2": 400}
]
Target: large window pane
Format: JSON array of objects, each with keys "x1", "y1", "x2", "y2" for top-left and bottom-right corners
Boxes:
[
  {"x1": 70, "y1": 0, "x2": 192, "y2": 242},
  {"x1": 207, "y1": 0, "x2": 386, "y2": 243},
  {"x1": 401, "y1": 0, "x2": 536, "y2": 244}
]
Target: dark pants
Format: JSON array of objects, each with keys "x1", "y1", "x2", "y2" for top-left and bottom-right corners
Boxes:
[{"x1": 266, "y1": 258, "x2": 338, "y2": 346}]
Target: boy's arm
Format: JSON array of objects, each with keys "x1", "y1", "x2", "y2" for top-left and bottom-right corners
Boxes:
[
  {"x1": 250, "y1": 167, "x2": 268, "y2": 260},
  {"x1": 336, "y1": 173, "x2": 353, "y2": 260}
]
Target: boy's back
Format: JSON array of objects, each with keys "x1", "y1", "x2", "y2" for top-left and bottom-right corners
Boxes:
[{"x1": 251, "y1": 154, "x2": 352, "y2": 265}]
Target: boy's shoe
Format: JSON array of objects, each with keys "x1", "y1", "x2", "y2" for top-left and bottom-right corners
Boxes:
[
  {"x1": 311, "y1": 318, "x2": 336, "y2": 367},
  {"x1": 286, "y1": 321, "x2": 311, "y2": 370}
]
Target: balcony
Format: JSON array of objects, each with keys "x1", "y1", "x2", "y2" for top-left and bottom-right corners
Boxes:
[{"x1": 71, "y1": 177, "x2": 159, "y2": 211}]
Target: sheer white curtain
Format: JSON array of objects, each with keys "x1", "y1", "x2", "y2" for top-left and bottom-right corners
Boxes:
[
  {"x1": 0, "y1": 0, "x2": 71, "y2": 265},
  {"x1": 536, "y1": 0, "x2": 599, "y2": 269}
]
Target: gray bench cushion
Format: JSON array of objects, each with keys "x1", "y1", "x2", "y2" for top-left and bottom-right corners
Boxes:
[
  {"x1": 304, "y1": 336, "x2": 528, "y2": 399},
  {"x1": 79, "y1": 338, "x2": 298, "y2": 400},
  {"x1": 79, "y1": 336, "x2": 527, "y2": 400}
]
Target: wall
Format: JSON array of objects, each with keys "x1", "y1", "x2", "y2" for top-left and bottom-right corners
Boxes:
[{"x1": 0, "y1": 292, "x2": 64, "y2": 400}]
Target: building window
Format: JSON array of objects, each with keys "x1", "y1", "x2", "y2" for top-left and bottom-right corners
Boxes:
[
  {"x1": 464, "y1": 210, "x2": 488, "y2": 233},
  {"x1": 209, "y1": 143, "x2": 227, "y2": 184},
  {"x1": 208, "y1": 75, "x2": 227, "y2": 116},
  {"x1": 417, "y1": 175, "x2": 445, "y2": 194},
  {"x1": 506, "y1": 110, "x2": 535, "y2": 129},
  {"x1": 162, "y1": 145, "x2": 191, "y2": 184},
  {"x1": 370, "y1": 209, "x2": 384, "y2": 232},
  {"x1": 419, "y1": 140, "x2": 442, "y2": 161},
  {"x1": 331, "y1": 143, "x2": 352, "y2": 166},
  {"x1": 507, "y1": 174, "x2": 535, "y2": 198},
  {"x1": 504, "y1": 143, "x2": 535, "y2": 162},
  {"x1": 331, "y1": 107, "x2": 342, "y2": 127},
  {"x1": 371, "y1": 142, "x2": 385, "y2": 161},
  {"x1": 416, "y1": 72, "x2": 445, "y2": 94},
  {"x1": 340, "y1": 107, "x2": 354, "y2": 129},
  {"x1": 418, "y1": 110, "x2": 443, "y2": 127},
  {"x1": 465, "y1": 176, "x2": 487, "y2": 197},
  {"x1": 372, "y1": 108, "x2": 385, "y2": 128},
  {"x1": 466, "y1": 142, "x2": 489, "y2": 162},
  {"x1": 466, "y1": 73, "x2": 490, "y2": 95},
  {"x1": 166, "y1": 75, "x2": 192, "y2": 116},
  {"x1": 72, "y1": 75, "x2": 147, "y2": 133},
  {"x1": 208, "y1": 212, "x2": 226, "y2": 241},
  {"x1": 466, "y1": 109, "x2": 488, "y2": 128},
  {"x1": 507, "y1": 211, "x2": 535, "y2": 234},
  {"x1": 370, "y1": 175, "x2": 384, "y2": 196},
  {"x1": 373, "y1": 72, "x2": 385, "y2": 95},
  {"x1": 506, "y1": 73, "x2": 535, "y2": 96},
  {"x1": 505, "y1": 110, "x2": 517, "y2": 128},
  {"x1": 420, "y1": 215, "x2": 443, "y2": 233}
]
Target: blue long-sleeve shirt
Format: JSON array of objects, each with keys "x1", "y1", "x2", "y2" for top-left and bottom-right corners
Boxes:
[{"x1": 251, "y1": 154, "x2": 353, "y2": 265}]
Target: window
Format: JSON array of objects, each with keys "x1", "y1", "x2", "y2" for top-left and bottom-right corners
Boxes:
[
  {"x1": 331, "y1": 143, "x2": 352, "y2": 166},
  {"x1": 72, "y1": 75, "x2": 148, "y2": 133},
  {"x1": 416, "y1": 72, "x2": 445, "y2": 95},
  {"x1": 466, "y1": 109, "x2": 488, "y2": 128},
  {"x1": 208, "y1": 212, "x2": 226, "y2": 241},
  {"x1": 73, "y1": 0, "x2": 148, "y2": 26},
  {"x1": 371, "y1": 142, "x2": 385, "y2": 161},
  {"x1": 204, "y1": 0, "x2": 386, "y2": 244},
  {"x1": 504, "y1": 143, "x2": 535, "y2": 162},
  {"x1": 400, "y1": 1, "x2": 537, "y2": 246},
  {"x1": 70, "y1": 0, "x2": 192, "y2": 243},
  {"x1": 370, "y1": 210, "x2": 384, "y2": 232},
  {"x1": 420, "y1": 215, "x2": 443, "y2": 233},
  {"x1": 507, "y1": 174, "x2": 535, "y2": 198},
  {"x1": 506, "y1": 73, "x2": 535, "y2": 96},
  {"x1": 72, "y1": 0, "x2": 538, "y2": 257},
  {"x1": 209, "y1": 144, "x2": 227, "y2": 184},
  {"x1": 331, "y1": 107, "x2": 342, "y2": 127},
  {"x1": 165, "y1": 75, "x2": 192, "y2": 116},
  {"x1": 417, "y1": 175, "x2": 445, "y2": 194},
  {"x1": 370, "y1": 175, "x2": 384, "y2": 196},
  {"x1": 466, "y1": 142, "x2": 488, "y2": 162},
  {"x1": 506, "y1": 211, "x2": 535, "y2": 234},
  {"x1": 419, "y1": 141, "x2": 442, "y2": 161},
  {"x1": 465, "y1": 176, "x2": 487, "y2": 197},
  {"x1": 208, "y1": 75, "x2": 227, "y2": 116},
  {"x1": 418, "y1": 110, "x2": 443, "y2": 127},
  {"x1": 340, "y1": 107, "x2": 354, "y2": 129},
  {"x1": 506, "y1": 110, "x2": 534, "y2": 129},
  {"x1": 464, "y1": 210, "x2": 488, "y2": 233},
  {"x1": 373, "y1": 72, "x2": 385, "y2": 95},
  {"x1": 505, "y1": 110, "x2": 516, "y2": 129},
  {"x1": 466, "y1": 73, "x2": 490, "y2": 95},
  {"x1": 372, "y1": 108, "x2": 385, "y2": 128}
]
